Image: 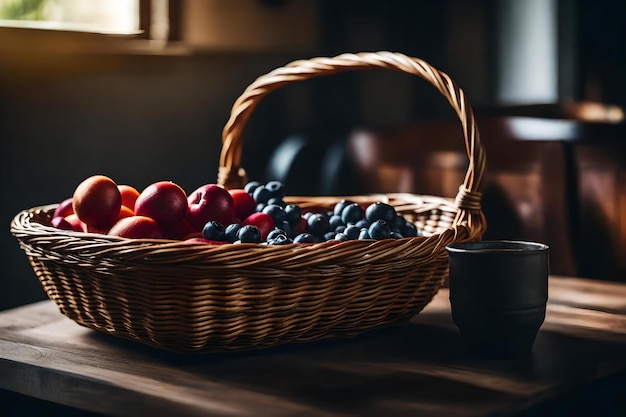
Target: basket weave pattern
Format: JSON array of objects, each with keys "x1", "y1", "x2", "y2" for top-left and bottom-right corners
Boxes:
[{"x1": 11, "y1": 52, "x2": 486, "y2": 353}]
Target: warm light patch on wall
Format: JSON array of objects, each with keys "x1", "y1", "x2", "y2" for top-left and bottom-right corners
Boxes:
[{"x1": 0, "y1": 0, "x2": 139, "y2": 34}]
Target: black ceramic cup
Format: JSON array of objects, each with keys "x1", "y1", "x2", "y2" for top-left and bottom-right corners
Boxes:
[{"x1": 446, "y1": 240, "x2": 549, "y2": 359}]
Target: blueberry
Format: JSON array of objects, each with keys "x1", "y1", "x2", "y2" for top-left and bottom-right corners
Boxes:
[
  {"x1": 267, "y1": 197, "x2": 286, "y2": 208},
  {"x1": 202, "y1": 221, "x2": 226, "y2": 241},
  {"x1": 365, "y1": 202, "x2": 397, "y2": 223},
  {"x1": 344, "y1": 225, "x2": 362, "y2": 240},
  {"x1": 253, "y1": 186, "x2": 272, "y2": 204},
  {"x1": 324, "y1": 231, "x2": 337, "y2": 241},
  {"x1": 278, "y1": 220, "x2": 293, "y2": 238},
  {"x1": 368, "y1": 220, "x2": 391, "y2": 240},
  {"x1": 401, "y1": 222, "x2": 418, "y2": 237},
  {"x1": 267, "y1": 234, "x2": 292, "y2": 245},
  {"x1": 335, "y1": 225, "x2": 346, "y2": 234},
  {"x1": 293, "y1": 233, "x2": 316, "y2": 244},
  {"x1": 334, "y1": 199, "x2": 356, "y2": 216},
  {"x1": 391, "y1": 231, "x2": 404, "y2": 239},
  {"x1": 266, "y1": 228, "x2": 287, "y2": 241},
  {"x1": 358, "y1": 229, "x2": 372, "y2": 240},
  {"x1": 341, "y1": 203, "x2": 364, "y2": 225},
  {"x1": 355, "y1": 218, "x2": 371, "y2": 229},
  {"x1": 334, "y1": 232, "x2": 349, "y2": 241},
  {"x1": 262, "y1": 204, "x2": 286, "y2": 224},
  {"x1": 265, "y1": 181, "x2": 286, "y2": 199},
  {"x1": 225, "y1": 223, "x2": 242, "y2": 243},
  {"x1": 284, "y1": 204, "x2": 302, "y2": 224},
  {"x1": 392, "y1": 214, "x2": 406, "y2": 231},
  {"x1": 244, "y1": 181, "x2": 261, "y2": 195},
  {"x1": 307, "y1": 212, "x2": 330, "y2": 236},
  {"x1": 237, "y1": 225, "x2": 262, "y2": 243},
  {"x1": 329, "y1": 214, "x2": 344, "y2": 230},
  {"x1": 303, "y1": 212, "x2": 315, "y2": 220}
]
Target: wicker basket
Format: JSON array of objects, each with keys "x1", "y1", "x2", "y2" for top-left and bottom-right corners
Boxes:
[{"x1": 10, "y1": 52, "x2": 486, "y2": 353}]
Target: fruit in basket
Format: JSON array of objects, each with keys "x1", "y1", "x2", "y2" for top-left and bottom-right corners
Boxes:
[
  {"x1": 368, "y1": 219, "x2": 391, "y2": 240},
  {"x1": 118, "y1": 205, "x2": 135, "y2": 220},
  {"x1": 293, "y1": 233, "x2": 316, "y2": 243},
  {"x1": 118, "y1": 184, "x2": 140, "y2": 211},
  {"x1": 265, "y1": 180, "x2": 286, "y2": 199},
  {"x1": 135, "y1": 181, "x2": 188, "y2": 227},
  {"x1": 237, "y1": 225, "x2": 262, "y2": 243},
  {"x1": 252, "y1": 186, "x2": 272, "y2": 204},
  {"x1": 53, "y1": 197, "x2": 74, "y2": 219},
  {"x1": 72, "y1": 175, "x2": 122, "y2": 228},
  {"x1": 64, "y1": 213, "x2": 85, "y2": 232},
  {"x1": 284, "y1": 204, "x2": 301, "y2": 225},
  {"x1": 162, "y1": 218, "x2": 198, "y2": 240},
  {"x1": 225, "y1": 223, "x2": 242, "y2": 243},
  {"x1": 51, "y1": 216, "x2": 73, "y2": 230},
  {"x1": 292, "y1": 216, "x2": 308, "y2": 236},
  {"x1": 108, "y1": 215, "x2": 163, "y2": 239},
  {"x1": 307, "y1": 213, "x2": 330, "y2": 237},
  {"x1": 244, "y1": 181, "x2": 261, "y2": 195},
  {"x1": 229, "y1": 189, "x2": 256, "y2": 221},
  {"x1": 333, "y1": 199, "x2": 356, "y2": 216},
  {"x1": 267, "y1": 233, "x2": 292, "y2": 245},
  {"x1": 202, "y1": 221, "x2": 226, "y2": 241},
  {"x1": 57, "y1": 176, "x2": 426, "y2": 244},
  {"x1": 187, "y1": 184, "x2": 234, "y2": 231},
  {"x1": 242, "y1": 212, "x2": 275, "y2": 241},
  {"x1": 340, "y1": 202, "x2": 364, "y2": 225},
  {"x1": 365, "y1": 202, "x2": 397, "y2": 223},
  {"x1": 262, "y1": 204, "x2": 286, "y2": 225}
]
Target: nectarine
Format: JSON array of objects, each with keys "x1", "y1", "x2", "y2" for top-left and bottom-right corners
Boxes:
[
  {"x1": 108, "y1": 216, "x2": 163, "y2": 239},
  {"x1": 118, "y1": 205, "x2": 135, "y2": 220},
  {"x1": 118, "y1": 184, "x2": 140, "y2": 211},
  {"x1": 72, "y1": 175, "x2": 122, "y2": 227}
]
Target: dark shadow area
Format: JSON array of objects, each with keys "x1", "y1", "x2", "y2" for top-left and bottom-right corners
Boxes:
[{"x1": 0, "y1": 389, "x2": 107, "y2": 417}]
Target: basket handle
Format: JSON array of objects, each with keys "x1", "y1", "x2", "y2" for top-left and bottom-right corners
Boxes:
[{"x1": 218, "y1": 51, "x2": 486, "y2": 229}]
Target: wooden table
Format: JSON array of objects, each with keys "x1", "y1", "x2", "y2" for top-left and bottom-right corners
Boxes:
[{"x1": 1, "y1": 275, "x2": 625, "y2": 417}]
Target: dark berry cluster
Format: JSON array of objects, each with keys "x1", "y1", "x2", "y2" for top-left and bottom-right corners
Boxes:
[{"x1": 202, "y1": 180, "x2": 422, "y2": 245}]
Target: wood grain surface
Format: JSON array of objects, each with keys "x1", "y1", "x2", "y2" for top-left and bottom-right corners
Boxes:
[{"x1": 1, "y1": 276, "x2": 625, "y2": 417}]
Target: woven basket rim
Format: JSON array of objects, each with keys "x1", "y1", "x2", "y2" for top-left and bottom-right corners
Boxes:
[{"x1": 11, "y1": 192, "x2": 466, "y2": 265}]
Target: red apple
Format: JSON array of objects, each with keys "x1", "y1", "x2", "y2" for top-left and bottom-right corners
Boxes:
[
  {"x1": 229, "y1": 189, "x2": 257, "y2": 221},
  {"x1": 242, "y1": 212, "x2": 275, "y2": 241},
  {"x1": 187, "y1": 184, "x2": 234, "y2": 231},
  {"x1": 134, "y1": 181, "x2": 188, "y2": 227},
  {"x1": 53, "y1": 197, "x2": 74, "y2": 219},
  {"x1": 51, "y1": 216, "x2": 73, "y2": 231}
]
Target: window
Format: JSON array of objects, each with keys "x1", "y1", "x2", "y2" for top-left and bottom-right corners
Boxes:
[{"x1": 0, "y1": 0, "x2": 140, "y2": 34}]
